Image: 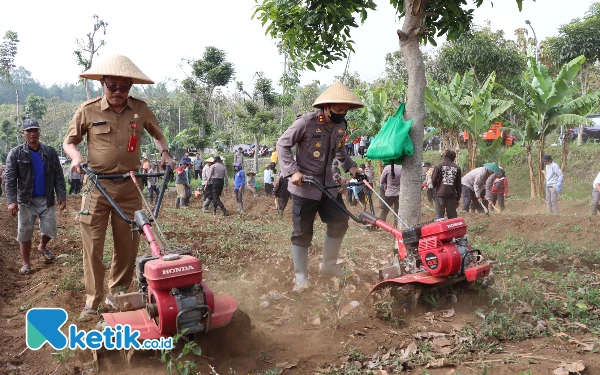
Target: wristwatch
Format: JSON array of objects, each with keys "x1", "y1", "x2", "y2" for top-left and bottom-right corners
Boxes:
[{"x1": 161, "y1": 149, "x2": 170, "y2": 156}]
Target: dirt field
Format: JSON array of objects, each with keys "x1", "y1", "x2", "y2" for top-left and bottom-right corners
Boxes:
[{"x1": 0, "y1": 190, "x2": 598, "y2": 375}]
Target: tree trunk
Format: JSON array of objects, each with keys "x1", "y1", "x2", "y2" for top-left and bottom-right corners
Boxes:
[
  {"x1": 467, "y1": 136, "x2": 477, "y2": 171},
  {"x1": 396, "y1": 0, "x2": 428, "y2": 228},
  {"x1": 577, "y1": 123, "x2": 584, "y2": 146},
  {"x1": 560, "y1": 127, "x2": 569, "y2": 172},
  {"x1": 15, "y1": 88, "x2": 19, "y2": 144},
  {"x1": 254, "y1": 134, "x2": 259, "y2": 173},
  {"x1": 526, "y1": 145, "x2": 537, "y2": 198},
  {"x1": 537, "y1": 132, "x2": 546, "y2": 197},
  {"x1": 85, "y1": 78, "x2": 91, "y2": 100}
]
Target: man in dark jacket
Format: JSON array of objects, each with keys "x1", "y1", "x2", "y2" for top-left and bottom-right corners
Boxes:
[
  {"x1": 431, "y1": 150, "x2": 462, "y2": 220},
  {"x1": 5, "y1": 119, "x2": 67, "y2": 274}
]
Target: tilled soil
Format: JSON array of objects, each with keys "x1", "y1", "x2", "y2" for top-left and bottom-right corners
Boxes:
[{"x1": 0, "y1": 191, "x2": 598, "y2": 374}]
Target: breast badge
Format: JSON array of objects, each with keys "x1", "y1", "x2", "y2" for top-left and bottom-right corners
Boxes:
[{"x1": 313, "y1": 151, "x2": 321, "y2": 158}]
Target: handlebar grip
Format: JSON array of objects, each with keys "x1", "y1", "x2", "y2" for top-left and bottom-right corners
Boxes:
[
  {"x1": 359, "y1": 211, "x2": 378, "y2": 224},
  {"x1": 301, "y1": 176, "x2": 314, "y2": 183}
]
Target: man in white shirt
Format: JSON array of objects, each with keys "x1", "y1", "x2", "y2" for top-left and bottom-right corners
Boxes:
[
  {"x1": 264, "y1": 165, "x2": 274, "y2": 196},
  {"x1": 592, "y1": 171, "x2": 600, "y2": 215},
  {"x1": 542, "y1": 154, "x2": 563, "y2": 215}
]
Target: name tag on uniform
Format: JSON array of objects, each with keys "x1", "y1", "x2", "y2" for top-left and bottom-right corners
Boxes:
[{"x1": 92, "y1": 121, "x2": 107, "y2": 126}]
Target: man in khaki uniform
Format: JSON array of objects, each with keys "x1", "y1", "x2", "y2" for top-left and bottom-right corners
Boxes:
[
  {"x1": 62, "y1": 55, "x2": 175, "y2": 317},
  {"x1": 277, "y1": 81, "x2": 362, "y2": 292}
]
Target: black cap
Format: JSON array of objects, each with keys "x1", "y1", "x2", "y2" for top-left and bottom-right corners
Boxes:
[
  {"x1": 359, "y1": 163, "x2": 366, "y2": 169},
  {"x1": 333, "y1": 161, "x2": 339, "y2": 165},
  {"x1": 22, "y1": 119, "x2": 40, "y2": 131},
  {"x1": 424, "y1": 162, "x2": 431, "y2": 167},
  {"x1": 542, "y1": 154, "x2": 552, "y2": 162},
  {"x1": 213, "y1": 156, "x2": 222, "y2": 162}
]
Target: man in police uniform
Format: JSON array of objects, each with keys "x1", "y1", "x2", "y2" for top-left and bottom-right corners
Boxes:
[
  {"x1": 277, "y1": 81, "x2": 363, "y2": 292},
  {"x1": 62, "y1": 55, "x2": 175, "y2": 317}
]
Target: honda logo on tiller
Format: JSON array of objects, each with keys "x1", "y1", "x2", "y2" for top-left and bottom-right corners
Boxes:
[{"x1": 162, "y1": 265, "x2": 195, "y2": 275}]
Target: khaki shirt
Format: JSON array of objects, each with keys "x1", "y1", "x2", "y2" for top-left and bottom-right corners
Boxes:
[
  {"x1": 277, "y1": 111, "x2": 356, "y2": 201},
  {"x1": 202, "y1": 163, "x2": 212, "y2": 185},
  {"x1": 65, "y1": 96, "x2": 165, "y2": 174}
]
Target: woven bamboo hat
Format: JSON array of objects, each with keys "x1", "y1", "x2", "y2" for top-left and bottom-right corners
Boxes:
[
  {"x1": 313, "y1": 81, "x2": 364, "y2": 110},
  {"x1": 79, "y1": 54, "x2": 154, "y2": 84}
]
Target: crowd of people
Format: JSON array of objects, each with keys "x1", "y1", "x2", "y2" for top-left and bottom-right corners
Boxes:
[{"x1": 0, "y1": 54, "x2": 585, "y2": 303}]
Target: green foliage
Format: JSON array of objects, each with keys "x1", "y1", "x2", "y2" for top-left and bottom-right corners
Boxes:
[
  {"x1": 253, "y1": 71, "x2": 278, "y2": 109},
  {"x1": 0, "y1": 30, "x2": 19, "y2": 84},
  {"x1": 544, "y1": 3, "x2": 600, "y2": 69},
  {"x1": 254, "y1": 0, "x2": 526, "y2": 70},
  {"x1": 160, "y1": 331, "x2": 202, "y2": 375},
  {"x1": 22, "y1": 94, "x2": 47, "y2": 121},
  {"x1": 294, "y1": 80, "x2": 322, "y2": 114},
  {"x1": 190, "y1": 46, "x2": 235, "y2": 90},
  {"x1": 347, "y1": 79, "x2": 406, "y2": 135},
  {"x1": 253, "y1": 0, "x2": 376, "y2": 70},
  {"x1": 437, "y1": 26, "x2": 526, "y2": 91}
]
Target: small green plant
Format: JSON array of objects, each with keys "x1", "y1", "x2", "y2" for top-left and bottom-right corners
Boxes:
[
  {"x1": 59, "y1": 273, "x2": 85, "y2": 292},
  {"x1": 19, "y1": 303, "x2": 32, "y2": 312},
  {"x1": 161, "y1": 331, "x2": 202, "y2": 375},
  {"x1": 51, "y1": 348, "x2": 75, "y2": 374},
  {"x1": 263, "y1": 369, "x2": 282, "y2": 375},
  {"x1": 373, "y1": 300, "x2": 403, "y2": 327}
]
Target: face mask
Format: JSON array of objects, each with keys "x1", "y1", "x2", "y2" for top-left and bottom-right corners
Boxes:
[{"x1": 329, "y1": 110, "x2": 346, "y2": 124}]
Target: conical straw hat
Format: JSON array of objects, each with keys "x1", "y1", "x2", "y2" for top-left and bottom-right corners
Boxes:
[
  {"x1": 313, "y1": 80, "x2": 364, "y2": 109},
  {"x1": 79, "y1": 54, "x2": 154, "y2": 84}
]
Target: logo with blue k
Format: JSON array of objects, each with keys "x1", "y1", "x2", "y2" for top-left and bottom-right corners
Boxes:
[
  {"x1": 26, "y1": 308, "x2": 68, "y2": 350},
  {"x1": 26, "y1": 307, "x2": 171, "y2": 350}
]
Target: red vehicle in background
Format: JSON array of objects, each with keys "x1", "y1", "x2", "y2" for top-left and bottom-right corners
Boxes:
[{"x1": 463, "y1": 122, "x2": 518, "y2": 147}]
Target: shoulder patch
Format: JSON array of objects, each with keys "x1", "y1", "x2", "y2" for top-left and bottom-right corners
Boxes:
[{"x1": 80, "y1": 96, "x2": 102, "y2": 108}]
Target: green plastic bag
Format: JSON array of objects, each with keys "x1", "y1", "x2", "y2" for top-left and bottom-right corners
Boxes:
[
  {"x1": 255, "y1": 182, "x2": 260, "y2": 190},
  {"x1": 366, "y1": 103, "x2": 414, "y2": 164}
]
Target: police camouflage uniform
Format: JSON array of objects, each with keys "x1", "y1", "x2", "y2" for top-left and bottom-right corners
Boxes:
[
  {"x1": 276, "y1": 80, "x2": 363, "y2": 292},
  {"x1": 66, "y1": 91, "x2": 165, "y2": 309},
  {"x1": 278, "y1": 111, "x2": 355, "y2": 246}
]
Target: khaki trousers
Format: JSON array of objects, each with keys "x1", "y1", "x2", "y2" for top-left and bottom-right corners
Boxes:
[{"x1": 79, "y1": 178, "x2": 141, "y2": 308}]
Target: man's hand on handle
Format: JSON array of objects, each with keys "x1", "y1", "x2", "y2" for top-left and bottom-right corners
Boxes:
[
  {"x1": 160, "y1": 152, "x2": 175, "y2": 170},
  {"x1": 291, "y1": 172, "x2": 304, "y2": 186},
  {"x1": 70, "y1": 155, "x2": 85, "y2": 174}
]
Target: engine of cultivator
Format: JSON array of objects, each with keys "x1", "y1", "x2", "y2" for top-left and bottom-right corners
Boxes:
[
  {"x1": 79, "y1": 164, "x2": 242, "y2": 341},
  {"x1": 102, "y1": 212, "x2": 239, "y2": 341},
  {"x1": 360, "y1": 213, "x2": 491, "y2": 303}
]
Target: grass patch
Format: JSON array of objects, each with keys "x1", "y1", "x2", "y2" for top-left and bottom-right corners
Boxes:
[{"x1": 475, "y1": 236, "x2": 600, "y2": 334}]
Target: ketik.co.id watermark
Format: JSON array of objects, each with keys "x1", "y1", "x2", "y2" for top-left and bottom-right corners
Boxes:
[{"x1": 26, "y1": 308, "x2": 173, "y2": 350}]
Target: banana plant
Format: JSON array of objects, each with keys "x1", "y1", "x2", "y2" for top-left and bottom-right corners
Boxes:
[
  {"x1": 346, "y1": 79, "x2": 407, "y2": 136},
  {"x1": 456, "y1": 71, "x2": 513, "y2": 170},
  {"x1": 522, "y1": 55, "x2": 600, "y2": 195}
]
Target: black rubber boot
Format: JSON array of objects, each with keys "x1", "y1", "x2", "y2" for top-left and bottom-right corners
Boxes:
[
  {"x1": 175, "y1": 198, "x2": 180, "y2": 209},
  {"x1": 221, "y1": 207, "x2": 230, "y2": 216}
]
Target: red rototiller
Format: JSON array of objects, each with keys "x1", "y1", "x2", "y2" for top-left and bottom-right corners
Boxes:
[
  {"x1": 302, "y1": 175, "x2": 491, "y2": 309},
  {"x1": 81, "y1": 164, "x2": 249, "y2": 340}
]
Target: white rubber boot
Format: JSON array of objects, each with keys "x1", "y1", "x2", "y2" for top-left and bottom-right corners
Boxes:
[
  {"x1": 292, "y1": 245, "x2": 310, "y2": 292},
  {"x1": 320, "y1": 234, "x2": 347, "y2": 278}
]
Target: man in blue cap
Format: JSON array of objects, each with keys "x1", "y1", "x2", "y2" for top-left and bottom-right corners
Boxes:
[
  {"x1": 460, "y1": 162, "x2": 500, "y2": 213},
  {"x1": 5, "y1": 119, "x2": 67, "y2": 274}
]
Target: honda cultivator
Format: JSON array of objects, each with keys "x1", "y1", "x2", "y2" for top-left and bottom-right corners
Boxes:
[
  {"x1": 302, "y1": 175, "x2": 491, "y2": 310},
  {"x1": 81, "y1": 164, "x2": 249, "y2": 341}
]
